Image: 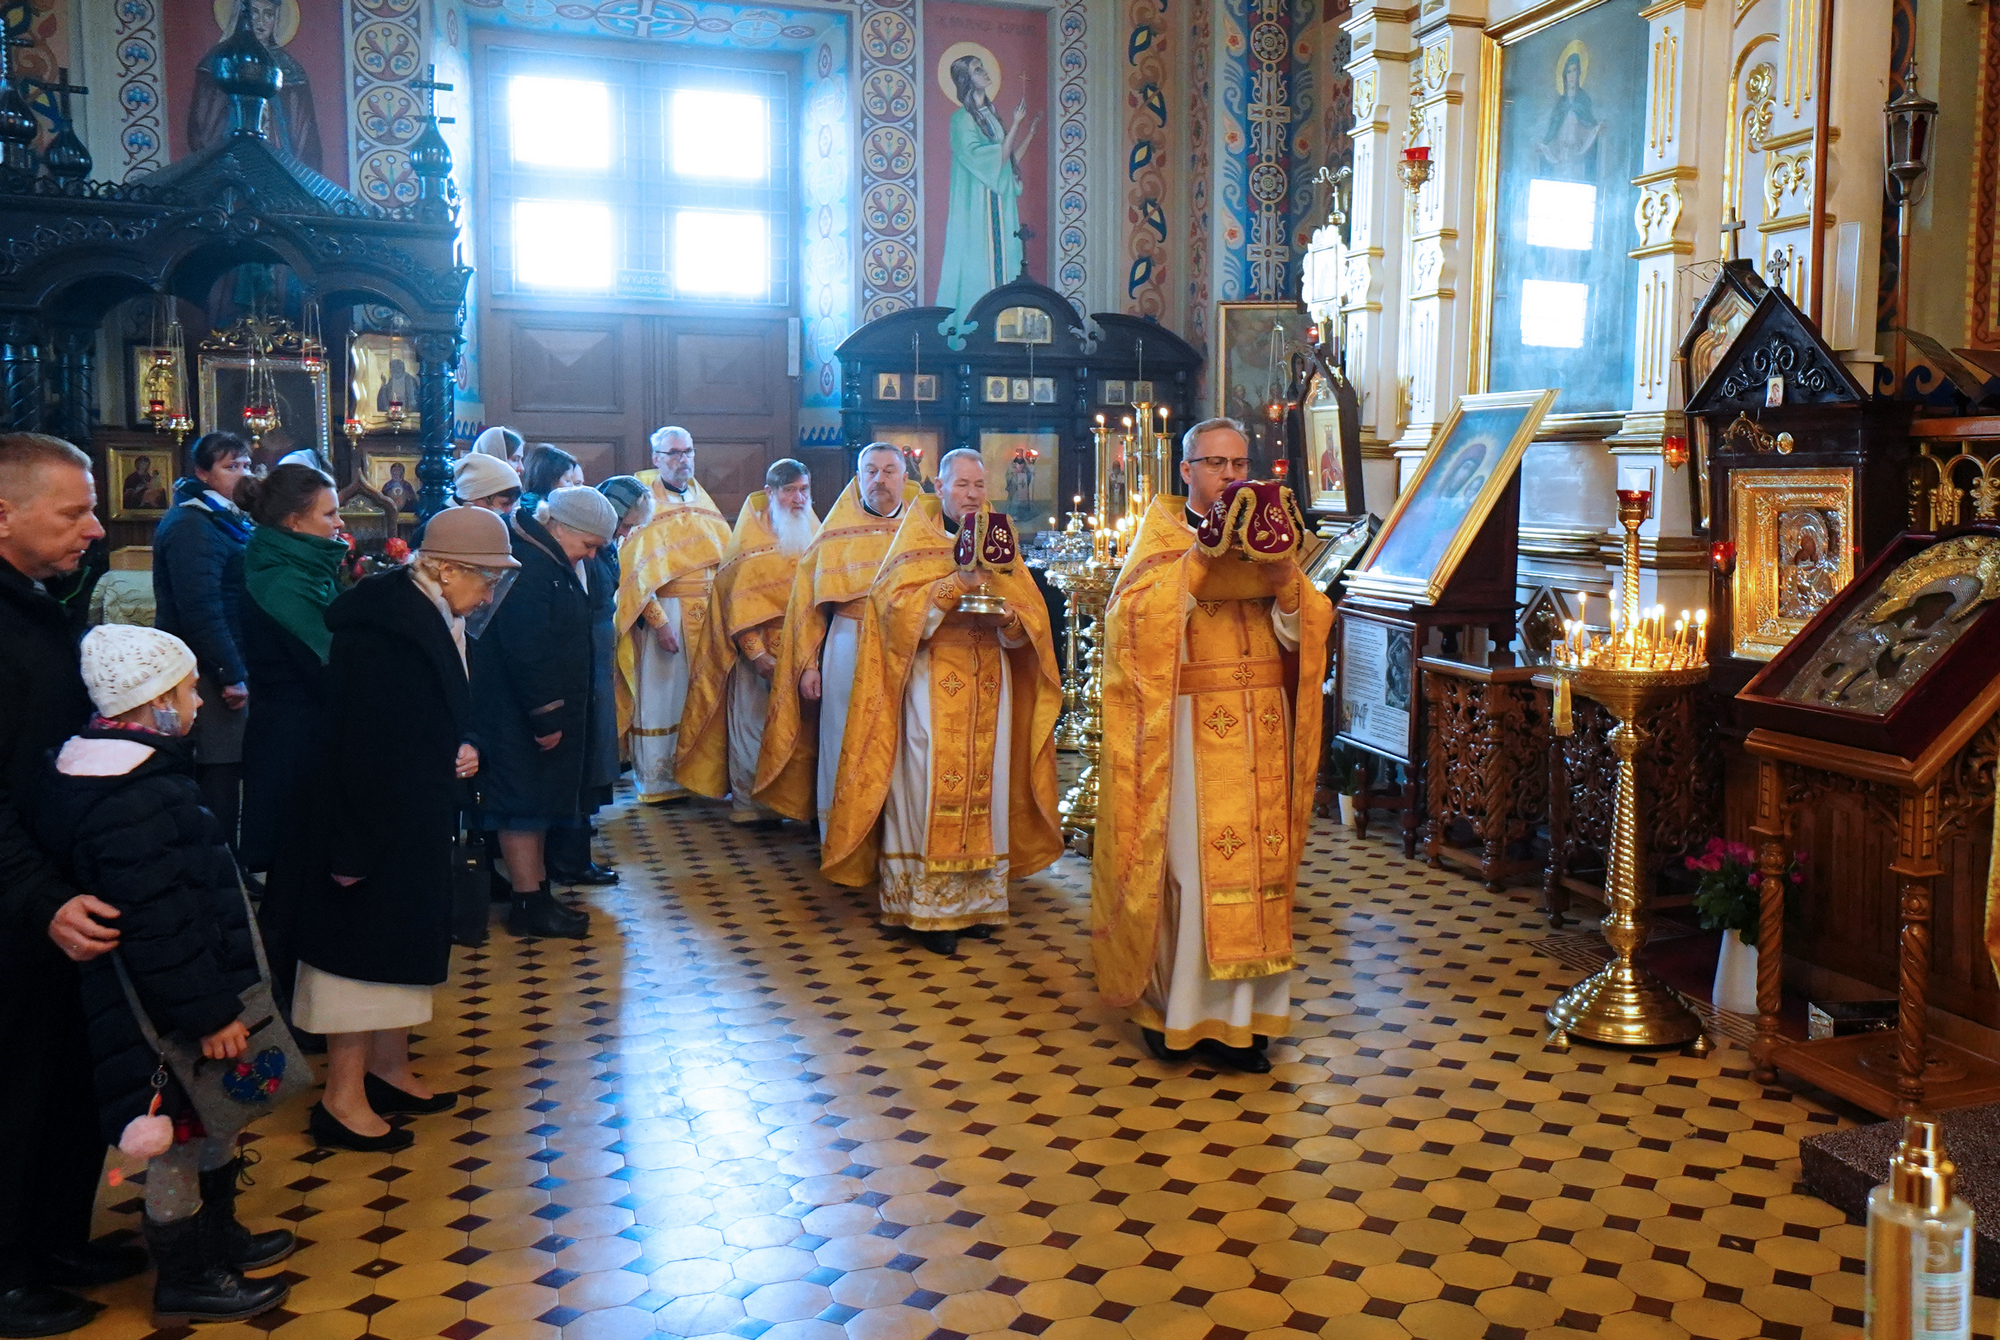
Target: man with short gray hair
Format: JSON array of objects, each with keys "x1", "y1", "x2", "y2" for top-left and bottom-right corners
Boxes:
[
  {"x1": 614, "y1": 427, "x2": 732, "y2": 803},
  {"x1": 0, "y1": 433, "x2": 147, "y2": 1336},
  {"x1": 822, "y1": 449, "x2": 1064, "y2": 956},
  {"x1": 755, "y1": 443, "x2": 914, "y2": 835}
]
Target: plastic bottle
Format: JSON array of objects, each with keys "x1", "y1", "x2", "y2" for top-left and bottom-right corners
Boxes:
[{"x1": 1865, "y1": 1114, "x2": 1975, "y2": 1340}]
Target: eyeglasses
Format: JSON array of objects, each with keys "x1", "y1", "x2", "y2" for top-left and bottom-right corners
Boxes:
[
  {"x1": 1187, "y1": 456, "x2": 1251, "y2": 471},
  {"x1": 656, "y1": 448, "x2": 695, "y2": 460}
]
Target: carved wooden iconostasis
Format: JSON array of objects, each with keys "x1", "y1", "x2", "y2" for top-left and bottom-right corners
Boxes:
[{"x1": 0, "y1": 9, "x2": 466, "y2": 559}]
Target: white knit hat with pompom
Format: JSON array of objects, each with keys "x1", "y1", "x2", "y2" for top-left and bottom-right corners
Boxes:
[{"x1": 80, "y1": 625, "x2": 198, "y2": 718}]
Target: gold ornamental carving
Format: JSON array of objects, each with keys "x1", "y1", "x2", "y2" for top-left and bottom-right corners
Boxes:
[
  {"x1": 1633, "y1": 179, "x2": 1683, "y2": 249},
  {"x1": 1728, "y1": 468, "x2": 1855, "y2": 661}
]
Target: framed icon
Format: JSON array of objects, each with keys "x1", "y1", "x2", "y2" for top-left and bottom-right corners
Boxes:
[
  {"x1": 1029, "y1": 377, "x2": 1056, "y2": 404},
  {"x1": 875, "y1": 372, "x2": 903, "y2": 401},
  {"x1": 198, "y1": 353, "x2": 331, "y2": 472},
  {"x1": 1101, "y1": 379, "x2": 1128, "y2": 405},
  {"x1": 913, "y1": 374, "x2": 939, "y2": 402},
  {"x1": 361, "y1": 452, "x2": 424, "y2": 515},
  {"x1": 983, "y1": 375, "x2": 1011, "y2": 404},
  {"x1": 108, "y1": 445, "x2": 177, "y2": 520},
  {"x1": 1132, "y1": 379, "x2": 1156, "y2": 403},
  {"x1": 994, "y1": 305, "x2": 1054, "y2": 344},
  {"x1": 348, "y1": 332, "x2": 421, "y2": 435},
  {"x1": 126, "y1": 342, "x2": 187, "y2": 428},
  {"x1": 1010, "y1": 377, "x2": 1031, "y2": 402}
]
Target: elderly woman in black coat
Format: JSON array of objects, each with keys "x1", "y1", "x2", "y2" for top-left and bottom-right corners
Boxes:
[
  {"x1": 282, "y1": 508, "x2": 519, "y2": 1152},
  {"x1": 472, "y1": 486, "x2": 616, "y2": 939},
  {"x1": 545, "y1": 476, "x2": 652, "y2": 885}
]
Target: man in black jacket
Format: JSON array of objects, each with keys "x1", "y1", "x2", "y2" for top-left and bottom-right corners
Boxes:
[{"x1": 0, "y1": 434, "x2": 144, "y2": 1338}]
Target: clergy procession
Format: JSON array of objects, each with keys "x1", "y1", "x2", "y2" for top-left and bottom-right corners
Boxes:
[{"x1": 580, "y1": 421, "x2": 1329, "y2": 1074}]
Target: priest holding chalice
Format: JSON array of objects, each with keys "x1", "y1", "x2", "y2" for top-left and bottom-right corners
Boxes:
[
  {"x1": 1091, "y1": 419, "x2": 1334, "y2": 1072},
  {"x1": 822, "y1": 448, "x2": 1064, "y2": 956}
]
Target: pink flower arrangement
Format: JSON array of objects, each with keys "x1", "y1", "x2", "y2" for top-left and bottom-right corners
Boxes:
[{"x1": 1684, "y1": 838, "x2": 1807, "y2": 944}]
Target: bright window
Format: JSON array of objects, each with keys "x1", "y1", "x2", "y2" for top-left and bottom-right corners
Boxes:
[
  {"x1": 672, "y1": 89, "x2": 769, "y2": 180},
  {"x1": 1523, "y1": 179, "x2": 1596, "y2": 250},
  {"x1": 676, "y1": 210, "x2": 769, "y2": 298},
  {"x1": 509, "y1": 76, "x2": 611, "y2": 171},
  {"x1": 514, "y1": 200, "x2": 614, "y2": 290},
  {"x1": 1519, "y1": 279, "x2": 1589, "y2": 349}
]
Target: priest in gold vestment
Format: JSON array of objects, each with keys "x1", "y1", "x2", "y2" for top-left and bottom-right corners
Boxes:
[
  {"x1": 755, "y1": 444, "x2": 914, "y2": 836},
  {"x1": 614, "y1": 427, "x2": 732, "y2": 803},
  {"x1": 673, "y1": 461, "x2": 819, "y2": 823},
  {"x1": 1092, "y1": 420, "x2": 1333, "y2": 1072},
  {"x1": 822, "y1": 449, "x2": 1064, "y2": 955}
]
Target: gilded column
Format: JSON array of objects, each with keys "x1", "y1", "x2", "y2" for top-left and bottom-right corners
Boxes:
[
  {"x1": 1340, "y1": 3, "x2": 1415, "y2": 500},
  {"x1": 1391, "y1": 0, "x2": 1486, "y2": 487}
]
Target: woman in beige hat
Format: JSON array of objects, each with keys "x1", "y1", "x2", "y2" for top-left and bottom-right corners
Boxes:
[{"x1": 276, "y1": 508, "x2": 521, "y2": 1151}]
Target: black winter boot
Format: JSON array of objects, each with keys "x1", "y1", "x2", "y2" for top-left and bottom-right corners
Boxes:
[
  {"x1": 197, "y1": 1158, "x2": 296, "y2": 1271},
  {"x1": 508, "y1": 881, "x2": 589, "y2": 938},
  {"x1": 143, "y1": 1213, "x2": 289, "y2": 1325}
]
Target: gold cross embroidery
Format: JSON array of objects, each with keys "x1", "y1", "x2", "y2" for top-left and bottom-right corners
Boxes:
[
  {"x1": 940, "y1": 672, "x2": 965, "y2": 696},
  {"x1": 976, "y1": 772, "x2": 990, "y2": 789},
  {"x1": 1263, "y1": 829, "x2": 1286, "y2": 853},
  {"x1": 1259, "y1": 707, "x2": 1281, "y2": 731},
  {"x1": 942, "y1": 769, "x2": 964, "y2": 789},
  {"x1": 981, "y1": 678, "x2": 998, "y2": 693},
  {"x1": 1231, "y1": 662, "x2": 1254, "y2": 686},
  {"x1": 1212, "y1": 827, "x2": 1246, "y2": 860},
  {"x1": 1203, "y1": 705, "x2": 1239, "y2": 738}
]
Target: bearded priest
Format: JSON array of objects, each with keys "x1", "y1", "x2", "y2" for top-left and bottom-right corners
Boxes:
[
  {"x1": 754, "y1": 443, "x2": 916, "y2": 837},
  {"x1": 1091, "y1": 418, "x2": 1333, "y2": 1074},
  {"x1": 675, "y1": 460, "x2": 820, "y2": 824},
  {"x1": 614, "y1": 427, "x2": 733, "y2": 804},
  {"x1": 822, "y1": 449, "x2": 1063, "y2": 956}
]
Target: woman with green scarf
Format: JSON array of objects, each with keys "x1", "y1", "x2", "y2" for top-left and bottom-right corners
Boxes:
[{"x1": 236, "y1": 464, "x2": 348, "y2": 878}]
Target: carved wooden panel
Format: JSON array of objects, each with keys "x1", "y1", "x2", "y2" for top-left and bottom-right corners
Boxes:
[
  {"x1": 1421, "y1": 665, "x2": 1549, "y2": 891},
  {"x1": 511, "y1": 323, "x2": 623, "y2": 414},
  {"x1": 669, "y1": 329, "x2": 776, "y2": 416},
  {"x1": 1543, "y1": 686, "x2": 1724, "y2": 921},
  {"x1": 548, "y1": 440, "x2": 622, "y2": 488},
  {"x1": 696, "y1": 440, "x2": 782, "y2": 518}
]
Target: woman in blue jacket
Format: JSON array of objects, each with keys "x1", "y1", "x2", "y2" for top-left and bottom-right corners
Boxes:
[{"x1": 152, "y1": 432, "x2": 255, "y2": 849}]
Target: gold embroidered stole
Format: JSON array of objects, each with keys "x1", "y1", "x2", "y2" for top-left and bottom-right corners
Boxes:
[
  {"x1": 1184, "y1": 599, "x2": 1295, "y2": 979},
  {"x1": 924, "y1": 622, "x2": 1005, "y2": 872},
  {"x1": 612, "y1": 474, "x2": 731, "y2": 735}
]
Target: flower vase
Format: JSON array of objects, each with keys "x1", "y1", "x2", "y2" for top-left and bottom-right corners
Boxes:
[{"x1": 1712, "y1": 929, "x2": 1758, "y2": 1015}]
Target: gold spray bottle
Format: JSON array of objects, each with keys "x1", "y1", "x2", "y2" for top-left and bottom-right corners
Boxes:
[{"x1": 1865, "y1": 1114, "x2": 1974, "y2": 1340}]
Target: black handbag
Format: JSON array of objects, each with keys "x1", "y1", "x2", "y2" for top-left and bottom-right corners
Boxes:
[{"x1": 450, "y1": 786, "x2": 490, "y2": 948}]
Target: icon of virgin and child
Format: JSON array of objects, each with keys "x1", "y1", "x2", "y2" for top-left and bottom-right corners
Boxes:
[{"x1": 934, "y1": 43, "x2": 1042, "y2": 330}]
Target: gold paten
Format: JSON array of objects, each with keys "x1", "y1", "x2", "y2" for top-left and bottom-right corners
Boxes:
[{"x1": 1729, "y1": 467, "x2": 1854, "y2": 661}]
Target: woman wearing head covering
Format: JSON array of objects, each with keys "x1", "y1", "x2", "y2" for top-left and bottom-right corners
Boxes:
[
  {"x1": 546, "y1": 476, "x2": 652, "y2": 885},
  {"x1": 279, "y1": 508, "x2": 519, "y2": 1151},
  {"x1": 151, "y1": 431, "x2": 255, "y2": 848},
  {"x1": 234, "y1": 464, "x2": 346, "y2": 880}
]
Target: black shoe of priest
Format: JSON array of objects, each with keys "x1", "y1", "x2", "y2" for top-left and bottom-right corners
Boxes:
[
  {"x1": 915, "y1": 930, "x2": 959, "y2": 957},
  {"x1": 963, "y1": 924, "x2": 998, "y2": 940},
  {"x1": 1141, "y1": 1028, "x2": 1192, "y2": 1063},
  {"x1": 1196, "y1": 1038, "x2": 1273, "y2": 1074}
]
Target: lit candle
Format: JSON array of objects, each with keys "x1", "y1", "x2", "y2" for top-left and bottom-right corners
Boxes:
[{"x1": 1695, "y1": 608, "x2": 1708, "y2": 660}]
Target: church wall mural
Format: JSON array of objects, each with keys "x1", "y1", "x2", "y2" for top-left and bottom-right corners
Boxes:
[
  {"x1": 922, "y1": 0, "x2": 1051, "y2": 329},
  {"x1": 164, "y1": 0, "x2": 349, "y2": 186},
  {"x1": 1480, "y1": 0, "x2": 1647, "y2": 416}
]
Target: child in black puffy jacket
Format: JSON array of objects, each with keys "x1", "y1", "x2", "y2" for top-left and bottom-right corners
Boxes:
[{"x1": 34, "y1": 625, "x2": 293, "y2": 1327}]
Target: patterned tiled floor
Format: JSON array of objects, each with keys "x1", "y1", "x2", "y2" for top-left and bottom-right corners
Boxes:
[{"x1": 70, "y1": 786, "x2": 1999, "y2": 1339}]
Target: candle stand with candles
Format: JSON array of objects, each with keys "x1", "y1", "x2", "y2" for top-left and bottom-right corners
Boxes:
[{"x1": 1539, "y1": 487, "x2": 1712, "y2": 1051}]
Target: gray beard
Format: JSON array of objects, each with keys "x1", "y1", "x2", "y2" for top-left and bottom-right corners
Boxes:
[{"x1": 771, "y1": 505, "x2": 815, "y2": 555}]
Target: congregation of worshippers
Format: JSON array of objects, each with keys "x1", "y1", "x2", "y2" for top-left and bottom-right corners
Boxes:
[{"x1": 11, "y1": 0, "x2": 2000, "y2": 1333}]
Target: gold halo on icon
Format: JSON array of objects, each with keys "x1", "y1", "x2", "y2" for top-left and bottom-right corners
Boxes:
[
  {"x1": 1555, "y1": 39, "x2": 1589, "y2": 92},
  {"x1": 937, "y1": 42, "x2": 1002, "y2": 103},
  {"x1": 213, "y1": 0, "x2": 300, "y2": 47}
]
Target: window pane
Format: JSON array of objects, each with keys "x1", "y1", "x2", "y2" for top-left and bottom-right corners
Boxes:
[
  {"x1": 1519, "y1": 279, "x2": 1588, "y2": 349},
  {"x1": 516, "y1": 200, "x2": 614, "y2": 290},
  {"x1": 675, "y1": 210, "x2": 768, "y2": 298},
  {"x1": 671, "y1": 89, "x2": 768, "y2": 180},
  {"x1": 1523, "y1": 179, "x2": 1596, "y2": 250},
  {"x1": 511, "y1": 76, "x2": 611, "y2": 170}
]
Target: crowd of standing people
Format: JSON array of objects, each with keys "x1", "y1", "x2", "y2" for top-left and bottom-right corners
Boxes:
[{"x1": 0, "y1": 414, "x2": 1329, "y2": 1336}]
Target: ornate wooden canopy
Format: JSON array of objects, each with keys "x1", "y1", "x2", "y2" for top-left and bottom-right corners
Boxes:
[{"x1": 0, "y1": 3, "x2": 468, "y2": 514}]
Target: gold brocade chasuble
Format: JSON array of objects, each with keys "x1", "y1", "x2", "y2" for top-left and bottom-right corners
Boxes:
[
  {"x1": 612, "y1": 473, "x2": 731, "y2": 735},
  {"x1": 820, "y1": 496, "x2": 1064, "y2": 889},
  {"x1": 672, "y1": 490, "x2": 819, "y2": 799},
  {"x1": 752, "y1": 479, "x2": 916, "y2": 821},
  {"x1": 1091, "y1": 497, "x2": 1333, "y2": 1008}
]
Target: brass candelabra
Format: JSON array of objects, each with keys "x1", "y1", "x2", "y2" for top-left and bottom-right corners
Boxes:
[{"x1": 1542, "y1": 488, "x2": 1711, "y2": 1051}]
